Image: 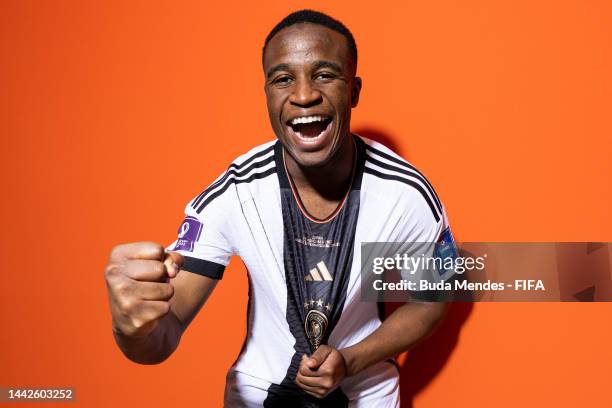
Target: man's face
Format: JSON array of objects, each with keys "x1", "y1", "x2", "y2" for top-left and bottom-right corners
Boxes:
[{"x1": 263, "y1": 23, "x2": 361, "y2": 168}]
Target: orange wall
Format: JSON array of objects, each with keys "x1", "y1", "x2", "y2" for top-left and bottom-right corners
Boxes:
[{"x1": 1, "y1": 1, "x2": 611, "y2": 407}]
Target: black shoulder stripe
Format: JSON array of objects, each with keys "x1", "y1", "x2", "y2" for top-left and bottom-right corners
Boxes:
[
  {"x1": 192, "y1": 147, "x2": 275, "y2": 209},
  {"x1": 182, "y1": 257, "x2": 226, "y2": 280},
  {"x1": 364, "y1": 166, "x2": 441, "y2": 222},
  {"x1": 228, "y1": 144, "x2": 275, "y2": 171},
  {"x1": 192, "y1": 155, "x2": 275, "y2": 209},
  {"x1": 364, "y1": 144, "x2": 443, "y2": 212},
  {"x1": 195, "y1": 166, "x2": 277, "y2": 213},
  {"x1": 365, "y1": 153, "x2": 443, "y2": 214}
]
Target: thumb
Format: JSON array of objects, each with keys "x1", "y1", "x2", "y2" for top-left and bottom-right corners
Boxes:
[
  {"x1": 164, "y1": 251, "x2": 184, "y2": 279},
  {"x1": 307, "y1": 345, "x2": 332, "y2": 369}
]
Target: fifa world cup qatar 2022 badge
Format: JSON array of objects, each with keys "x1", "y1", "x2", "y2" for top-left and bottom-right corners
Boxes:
[{"x1": 172, "y1": 216, "x2": 203, "y2": 252}]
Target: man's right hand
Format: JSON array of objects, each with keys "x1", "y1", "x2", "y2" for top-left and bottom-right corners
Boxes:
[{"x1": 104, "y1": 242, "x2": 183, "y2": 339}]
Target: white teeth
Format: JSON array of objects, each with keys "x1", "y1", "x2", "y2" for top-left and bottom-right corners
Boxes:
[
  {"x1": 287, "y1": 115, "x2": 332, "y2": 143},
  {"x1": 290, "y1": 115, "x2": 326, "y2": 125}
]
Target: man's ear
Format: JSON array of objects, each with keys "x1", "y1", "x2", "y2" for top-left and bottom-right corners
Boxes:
[{"x1": 351, "y1": 77, "x2": 362, "y2": 108}]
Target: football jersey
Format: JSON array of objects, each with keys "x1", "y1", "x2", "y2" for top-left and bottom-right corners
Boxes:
[{"x1": 169, "y1": 135, "x2": 450, "y2": 407}]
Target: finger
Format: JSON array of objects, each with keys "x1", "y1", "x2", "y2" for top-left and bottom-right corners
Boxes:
[
  {"x1": 296, "y1": 372, "x2": 327, "y2": 387},
  {"x1": 295, "y1": 377, "x2": 327, "y2": 399},
  {"x1": 317, "y1": 350, "x2": 344, "y2": 374},
  {"x1": 298, "y1": 359, "x2": 325, "y2": 378},
  {"x1": 163, "y1": 252, "x2": 183, "y2": 279},
  {"x1": 122, "y1": 260, "x2": 168, "y2": 282},
  {"x1": 307, "y1": 345, "x2": 333, "y2": 369},
  {"x1": 110, "y1": 242, "x2": 165, "y2": 262},
  {"x1": 166, "y1": 251, "x2": 184, "y2": 268},
  {"x1": 132, "y1": 281, "x2": 174, "y2": 301},
  {"x1": 132, "y1": 300, "x2": 171, "y2": 324}
]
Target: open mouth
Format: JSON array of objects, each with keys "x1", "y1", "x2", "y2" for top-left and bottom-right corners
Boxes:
[{"x1": 286, "y1": 115, "x2": 333, "y2": 144}]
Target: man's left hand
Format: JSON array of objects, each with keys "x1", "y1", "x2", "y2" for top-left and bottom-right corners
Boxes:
[{"x1": 295, "y1": 345, "x2": 347, "y2": 399}]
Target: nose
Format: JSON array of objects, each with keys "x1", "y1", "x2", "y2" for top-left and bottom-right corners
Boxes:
[{"x1": 289, "y1": 77, "x2": 322, "y2": 107}]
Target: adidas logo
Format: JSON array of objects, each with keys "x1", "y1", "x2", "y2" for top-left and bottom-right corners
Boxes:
[{"x1": 305, "y1": 261, "x2": 333, "y2": 282}]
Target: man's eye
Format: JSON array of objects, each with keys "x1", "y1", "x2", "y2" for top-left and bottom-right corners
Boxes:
[
  {"x1": 315, "y1": 73, "x2": 334, "y2": 81},
  {"x1": 274, "y1": 76, "x2": 292, "y2": 85}
]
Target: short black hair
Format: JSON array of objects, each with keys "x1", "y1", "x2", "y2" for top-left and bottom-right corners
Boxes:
[{"x1": 263, "y1": 9, "x2": 358, "y2": 69}]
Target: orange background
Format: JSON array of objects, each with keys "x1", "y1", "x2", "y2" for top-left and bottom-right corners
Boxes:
[{"x1": 1, "y1": 1, "x2": 611, "y2": 407}]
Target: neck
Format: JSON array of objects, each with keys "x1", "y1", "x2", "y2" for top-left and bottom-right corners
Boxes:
[{"x1": 285, "y1": 133, "x2": 355, "y2": 200}]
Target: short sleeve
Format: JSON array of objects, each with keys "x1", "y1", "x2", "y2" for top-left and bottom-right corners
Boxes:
[
  {"x1": 166, "y1": 194, "x2": 235, "y2": 280},
  {"x1": 398, "y1": 203, "x2": 458, "y2": 301}
]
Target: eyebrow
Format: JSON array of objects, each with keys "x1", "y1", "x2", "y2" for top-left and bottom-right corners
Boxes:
[
  {"x1": 312, "y1": 60, "x2": 342, "y2": 73},
  {"x1": 265, "y1": 60, "x2": 343, "y2": 79},
  {"x1": 266, "y1": 63, "x2": 290, "y2": 79}
]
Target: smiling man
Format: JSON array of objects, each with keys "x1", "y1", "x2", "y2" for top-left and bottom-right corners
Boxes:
[{"x1": 105, "y1": 10, "x2": 451, "y2": 407}]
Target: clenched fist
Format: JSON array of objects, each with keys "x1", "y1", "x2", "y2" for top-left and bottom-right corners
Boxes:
[
  {"x1": 104, "y1": 242, "x2": 183, "y2": 339},
  {"x1": 296, "y1": 345, "x2": 348, "y2": 399}
]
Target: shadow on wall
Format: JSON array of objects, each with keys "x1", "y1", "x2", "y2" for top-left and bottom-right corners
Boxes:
[
  {"x1": 391, "y1": 301, "x2": 472, "y2": 408},
  {"x1": 355, "y1": 127, "x2": 474, "y2": 408}
]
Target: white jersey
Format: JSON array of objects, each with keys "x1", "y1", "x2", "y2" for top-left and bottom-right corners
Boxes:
[{"x1": 169, "y1": 135, "x2": 450, "y2": 407}]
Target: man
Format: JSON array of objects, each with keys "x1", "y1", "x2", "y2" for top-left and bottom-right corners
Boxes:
[{"x1": 105, "y1": 10, "x2": 451, "y2": 407}]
